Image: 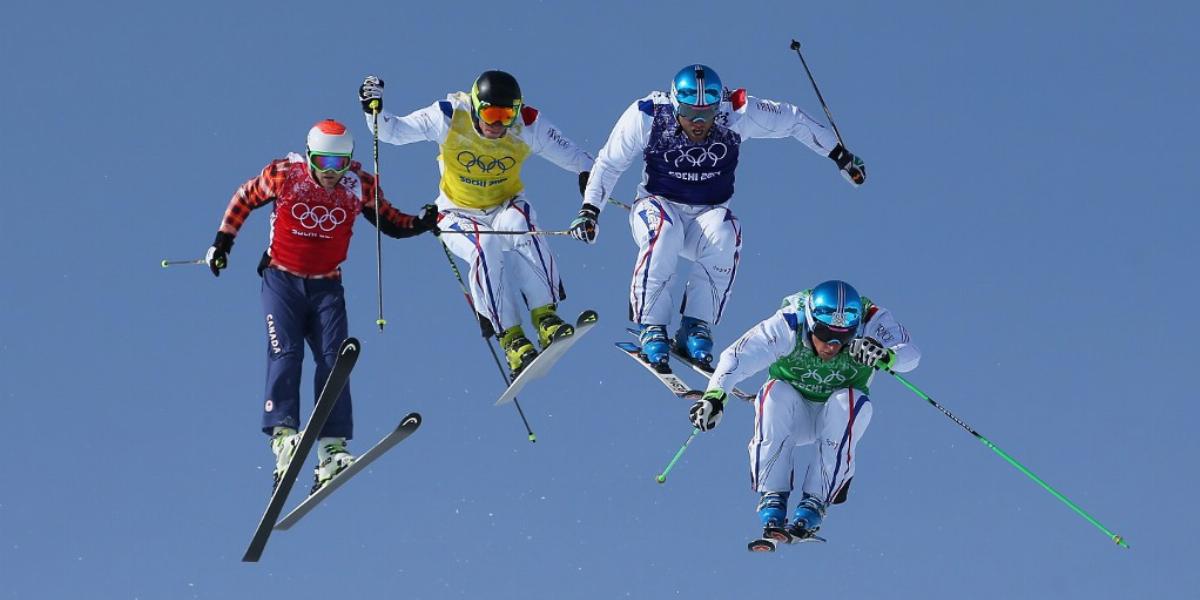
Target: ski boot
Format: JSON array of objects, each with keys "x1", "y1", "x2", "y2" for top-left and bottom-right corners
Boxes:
[
  {"x1": 531, "y1": 304, "x2": 575, "y2": 349},
  {"x1": 270, "y1": 426, "x2": 299, "y2": 493},
  {"x1": 638, "y1": 324, "x2": 671, "y2": 372},
  {"x1": 500, "y1": 325, "x2": 539, "y2": 376},
  {"x1": 749, "y1": 491, "x2": 792, "y2": 552},
  {"x1": 786, "y1": 493, "x2": 827, "y2": 541},
  {"x1": 673, "y1": 316, "x2": 714, "y2": 367},
  {"x1": 312, "y1": 437, "x2": 355, "y2": 494}
]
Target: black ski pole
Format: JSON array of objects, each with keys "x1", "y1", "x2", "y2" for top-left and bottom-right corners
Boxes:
[
  {"x1": 370, "y1": 101, "x2": 386, "y2": 331},
  {"x1": 438, "y1": 241, "x2": 537, "y2": 442},
  {"x1": 789, "y1": 39, "x2": 849, "y2": 149}
]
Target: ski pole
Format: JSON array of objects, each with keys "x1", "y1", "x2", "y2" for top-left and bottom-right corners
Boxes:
[
  {"x1": 656, "y1": 427, "x2": 701, "y2": 484},
  {"x1": 605, "y1": 198, "x2": 633, "y2": 211},
  {"x1": 370, "y1": 101, "x2": 386, "y2": 331},
  {"x1": 880, "y1": 367, "x2": 1129, "y2": 548},
  {"x1": 160, "y1": 258, "x2": 207, "y2": 267},
  {"x1": 789, "y1": 39, "x2": 850, "y2": 150},
  {"x1": 437, "y1": 229, "x2": 574, "y2": 237},
  {"x1": 438, "y1": 241, "x2": 538, "y2": 442}
]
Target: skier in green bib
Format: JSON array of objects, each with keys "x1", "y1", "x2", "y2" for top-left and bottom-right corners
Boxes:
[{"x1": 688, "y1": 280, "x2": 920, "y2": 547}]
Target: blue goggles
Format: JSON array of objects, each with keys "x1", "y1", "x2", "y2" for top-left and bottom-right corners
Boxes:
[
  {"x1": 812, "y1": 321, "x2": 855, "y2": 346},
  {"x1": 308, "y1": 153, "x2": 352, "y2": 173},
  {"x1": 676, "y1": 103, "x2": 718, "y2": 123}
]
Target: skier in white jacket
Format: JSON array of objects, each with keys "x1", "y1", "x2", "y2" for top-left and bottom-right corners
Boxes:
[
  {"x1": 689, "y1": 280, "x2": 918, "y2": 548},
  {"x1": 571, "y1": 64, "x2": 866, "y2": 371}
]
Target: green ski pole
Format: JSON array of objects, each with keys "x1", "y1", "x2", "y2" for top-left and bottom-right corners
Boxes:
[
  {"x1": 656, "y1": 427, "x2": 700, "y2": 484},
  {"x1": 881, "y1": 367, "x2": 1129, "y2": 548}
]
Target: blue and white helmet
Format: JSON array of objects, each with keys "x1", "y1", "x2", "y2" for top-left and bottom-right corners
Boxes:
[
  {"x1": 805, "y1": 280, "x2": 863, "y2": 345},
  {"x1": 670, "y1": 64, "x2": 723, "y2": 110}
]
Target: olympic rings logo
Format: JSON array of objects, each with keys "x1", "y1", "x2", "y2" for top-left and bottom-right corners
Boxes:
[
  {"x1": 456, "y1": 151, "x2": 516, "y2": 174},
  {"x1": 290, "y1": 202, "x2": 347, "y2": 232},
  {"x1": 664, "y1": 142, "x2": 728, "y2": 168},
  {"x1": 797, "y1": 369, "x2": 851, "y2": 386}
]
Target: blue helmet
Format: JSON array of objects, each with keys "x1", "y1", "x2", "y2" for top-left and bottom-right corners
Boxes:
[
  {"x1": 670, "y1": 64, "x2": 723, "y2": 109},
  {"x1": 805, "y1": 280, "x2": 863, "y2": 345}
]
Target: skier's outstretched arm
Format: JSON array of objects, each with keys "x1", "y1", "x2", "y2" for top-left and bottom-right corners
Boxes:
[
  {"x1": 207, "y1": 159, "x2": 287, "y2": 276},
  {"x1": 860, "y1": 307, "x2": 921, "y2": 373},
  {"x1": 366, "y1": 101, "x2": 449, "y2": 147},
  {"x1": 581, "y1": 99, "x2": 652, "y2": 214},
  {"x1": 731, "y1": 92, "x2": 838, "y2": 154},
  {"x1": 522, "y1": 109, "x2": 594, "y2": 178},
  {"x1": 708, "y1": 310, "x2": 798, "y2": 394},
  {"x1": 357, "y1": 168, "x2": 436, "y2": 239}
]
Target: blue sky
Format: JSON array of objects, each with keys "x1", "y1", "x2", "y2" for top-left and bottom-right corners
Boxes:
[{"x1": 2, "y1": 1, "x2": 1196, "y2": 598}]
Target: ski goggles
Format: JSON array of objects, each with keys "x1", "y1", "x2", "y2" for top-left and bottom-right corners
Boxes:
[
  {"x1": 308, "y1": 153, "x2": 352, "y2": 173},
  {"x1": 811, "y1": 321, "x2": 856, "y2": 346},
  {"x1": 676, "y1": 103, "x2": 718, "y2": 123},
  {"x1": 476, "y1": 102, "x2": 521, "y2": 127}
]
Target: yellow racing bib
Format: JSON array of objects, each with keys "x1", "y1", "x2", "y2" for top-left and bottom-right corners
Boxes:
[{"x1": 438, "y1": 94, "x2": 531, "y2": 209}]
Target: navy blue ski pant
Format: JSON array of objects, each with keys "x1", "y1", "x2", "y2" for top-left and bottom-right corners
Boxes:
[{"x1": 260, "y1": 268, "x2": 353, "y2": 439}]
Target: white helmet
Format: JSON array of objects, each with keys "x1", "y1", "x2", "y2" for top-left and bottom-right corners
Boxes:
[{"x1": 306, "y1": 119, "x2": 353, "y2": 155}]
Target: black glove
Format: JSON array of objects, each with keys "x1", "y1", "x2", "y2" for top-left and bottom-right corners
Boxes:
[
  {"x1": 206, "y1": 231, "x2": 234, "y2": 277},
  {"x1": 360, "y1": 76, "x2": 384, "y2": 114},
  {"x1": 848, "y1": 337, "x2": 895, "y2": 369},
  {"x1": 416, "y1": 204, "x2": 440, "y2": 236},
  {"x1": 578, "y1": 171, "x2": 590, "y2": 197},
  {"x1": 828, "y1": 144, "x2": 866, "y2": 187},
  {"x1": 689, "y1": 389, "x2": 727, "y2": 432},
  {"x1": 569, "y1": 203, "x2": 600, "y2": 244}
]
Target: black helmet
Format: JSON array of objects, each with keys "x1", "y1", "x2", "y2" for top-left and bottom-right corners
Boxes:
[{"x1": 471, "y1": 70, "x2": 522, "y2": 111}]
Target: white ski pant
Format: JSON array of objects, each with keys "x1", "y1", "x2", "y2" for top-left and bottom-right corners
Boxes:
[
  {"x1": 437, "y1": 194, "x2": 564, "y2": 333},
  {"x1": 628, "y1": 196, "x2": 741, "y2": 326},
  {"x1": 749, "y1": 380, "x2": 873, "y2": 504}
]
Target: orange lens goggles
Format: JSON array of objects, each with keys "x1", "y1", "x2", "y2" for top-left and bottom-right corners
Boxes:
[{"x1": 478, "y1": 104, "x2": 519, "y2": 126}]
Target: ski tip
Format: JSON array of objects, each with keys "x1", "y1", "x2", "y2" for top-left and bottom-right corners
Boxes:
[
  {"x1": 341, "y1": 337, "x2": 361, "y2": 354},
  {"x1": 748, "y1": 539, "x2": 777, "y2": 553},
  {"x1": 402, "y1": 412, "x2": 422, "y2": 428}
]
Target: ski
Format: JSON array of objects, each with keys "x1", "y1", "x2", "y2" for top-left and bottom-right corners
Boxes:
[
  {"x1": 242, "y1": 337, "x2": 361, "y2": 562},
  {"x1": 623, "y1": 328, "x2": 755, "y2": 401},
  {"x1": 614, "y1": 341, "x2": 700, "y2": 400},
  {"x1": 495, "y1": 310, "x2": 599, "y2": 406},
  {"x1": 275, "y1": 412, "x2": 422, "y2": 530},
  {"x1": 747, "y1": 527, "x2": 826, "y2": 552}
]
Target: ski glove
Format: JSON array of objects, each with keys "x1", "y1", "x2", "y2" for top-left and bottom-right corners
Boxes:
[
  {"x1": 828, "y1": 144, "x2": 866, "y2": 187},
  {"x1": 848, "y1": 337, "x2": 895, "y2": 369},
  {"x1": 690, "y1": 389, "x2": 727, "y2": 432},
  {"x1": 416, "y1": 203, "x2": 440, "y2": 236},
  {"x1": 569, "y1": 203, "x2": 600, "y2": 244},
  {"x1": 578, "y1": 171, "x2": 590, "y2": 197},
  {"x1": 206, "y1": 231, "x2": 234, "y2": 277},
  {"x1": 360, "y1": 76, "x2": 384, "y2": 114}
]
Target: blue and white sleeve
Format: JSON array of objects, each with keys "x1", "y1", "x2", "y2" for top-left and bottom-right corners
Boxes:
[
  {"x1": 732, "y1": 94, "x2": 839, "y2": 156},
  {"x1": 581, "y1": 100, "x2": 652, "y2": 213},
  {"x1": 367, "y1": 100, "x2": 449, "y2": 146},
  {"x1": 863, "y1": 307, "x2": 920, "y2": 373},
  {"x1": 708, "y1": 310, "x2": 798, "y2": 394}
]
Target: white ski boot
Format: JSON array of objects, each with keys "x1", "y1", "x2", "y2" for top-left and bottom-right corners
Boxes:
[
  {"x1": 312, "y1": 437, "x2": 355, "y2": 494},
  {"x1": 270, "y1": 426, "x2": 300, "y2": 492}
]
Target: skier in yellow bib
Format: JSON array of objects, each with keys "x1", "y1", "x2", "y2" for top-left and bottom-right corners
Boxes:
[{"x1": 359, "y1": 71, "x2": 593, "y2": 375}]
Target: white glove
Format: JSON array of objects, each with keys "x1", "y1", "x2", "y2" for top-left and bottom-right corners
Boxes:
[
  {"x1": 689, "y1": 389, "x2": 726, "y2": 432},
  {"x1": 359, "y1": 76, "x2": 384, "y2": 113},
  {"x1": 848, "y1": 337, "x2": 894, "y2": 368}
]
